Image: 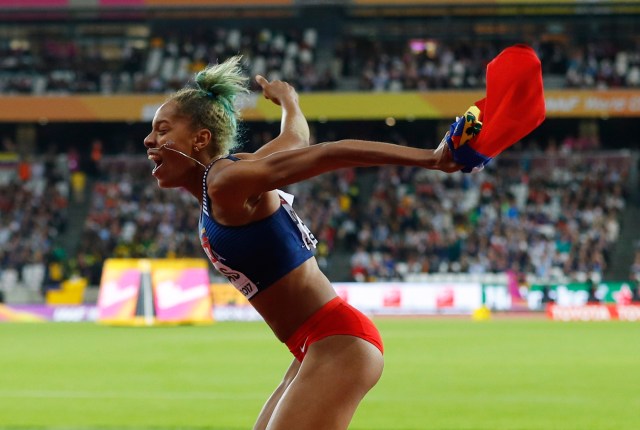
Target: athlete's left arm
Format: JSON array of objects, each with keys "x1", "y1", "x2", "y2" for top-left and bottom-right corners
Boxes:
[{"x1": 244, "y1": 76, "x2": 310, "y2": 159}]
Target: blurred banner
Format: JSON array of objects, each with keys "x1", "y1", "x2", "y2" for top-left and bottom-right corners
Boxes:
[
  {"x1": 0, "y1": 0, "x2": 68, "y2": 7},
  {"x1": 97, "y1": 258, "x2": 213, "y2": 325},
  {"x1": 97, "y1": 260, "x2": 142, "y2": 322},
  {"x1": 1, "y1": 0, "x2": 637, "y2": 7},
  {"x1": 0, "y1": 304, "x2": 96, "y2": 322},
  {"x1": 353, "y1": 0, "x2": 640, "y2": 4},
  {"x1": 214, "y1": 281, "x2": 484, "y2": 316},
  {"x1": 547, "y1": 304, "x2": 640, "y2": 321},
  {"x1": 141, "y1": 0, "x2": 292, "y2": 4},
  {"x1": 333, "y1": 282, "x2": 483, "y2": 315},
  {"x1": 3, "y1": 280, "x2": 638, "y2": 322},
  {"x1": 0, "y1": 0, "x2": 292, "y2": 7},
  {"x1": 528, "y1": 281, "x2": 638, "y2": 309},
  {"x1": 2, "y1": 90, "x2": 640, "y2": 122}
]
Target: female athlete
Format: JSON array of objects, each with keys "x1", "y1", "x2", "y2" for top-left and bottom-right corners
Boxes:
[{"x1": 144, "y1": 55, "x2": 461, "y2": 430}]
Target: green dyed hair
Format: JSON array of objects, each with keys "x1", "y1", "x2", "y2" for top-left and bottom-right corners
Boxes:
[{"x1": 170, "y1": 55, "x2": 249, "y2": 155}]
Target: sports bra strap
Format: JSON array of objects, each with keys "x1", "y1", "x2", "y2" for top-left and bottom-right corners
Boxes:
[{"x1": 201, "y1": 154, "x2": 238, "y2": 217}]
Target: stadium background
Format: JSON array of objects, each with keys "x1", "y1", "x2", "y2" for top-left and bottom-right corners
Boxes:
[
  {"x1": 1, "y1": 1, "x2": 640, "y2": 430},
  {"x1": 1, "y1": 0, "x2": 639, "y2": 310}
]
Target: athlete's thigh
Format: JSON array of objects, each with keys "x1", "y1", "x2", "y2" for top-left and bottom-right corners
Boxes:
[{"x1": 266, "y1": 335, "x2": 384, "y2": 430}]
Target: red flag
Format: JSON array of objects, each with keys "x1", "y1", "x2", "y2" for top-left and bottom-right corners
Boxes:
[{"x1": 472, "y1": 44, "x2": 546, "y2": 158}]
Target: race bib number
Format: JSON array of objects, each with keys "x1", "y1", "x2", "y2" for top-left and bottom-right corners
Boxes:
[{"x1": 213, "y1": 262, "x2": 258, "y2": 299}]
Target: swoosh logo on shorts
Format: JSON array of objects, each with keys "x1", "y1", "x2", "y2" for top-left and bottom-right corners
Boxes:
[{"x1": 300, "y1": 336, "x2": 309, "y2": 353}]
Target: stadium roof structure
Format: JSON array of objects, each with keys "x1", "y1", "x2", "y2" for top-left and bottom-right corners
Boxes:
[{"x1": 1, "y1": 0, "x2": 640, "y2": 20}]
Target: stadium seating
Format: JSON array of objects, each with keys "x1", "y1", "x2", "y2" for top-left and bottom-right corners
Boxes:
[
  {"x1": 350, "y1": 150, "x2": 631, "y2": 284},
  {"x1": 0, "y1": 25, "x2": 328, "y2": 94},
  {"x1": 1, "y1": 20, "x2": 639, "y2": 94},
  {"x1": 62, "y1": 143, "x2": 631, "y2": 290},
  {"x1": 0, "y1": 134, "x2": 636, "y2": 296},
  {"x1": 0, "y1": 155, "x2": 69, "y2": 299},
  {"x1": 0, "y1": 2, "x2": 639, "y2": 298}
]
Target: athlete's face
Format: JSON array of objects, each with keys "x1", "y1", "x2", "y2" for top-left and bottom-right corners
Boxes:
[{"x1": 144, "y1": 101, "x2": 199, "y2": 188}]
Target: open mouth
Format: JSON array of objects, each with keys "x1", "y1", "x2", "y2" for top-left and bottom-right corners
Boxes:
[{"x1": 148, "y1": 153, "x2": 163, "y2": 174}]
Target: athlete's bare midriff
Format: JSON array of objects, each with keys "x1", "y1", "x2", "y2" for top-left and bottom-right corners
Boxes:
[{"x1": 249, "y1": 258, "x2": 338, "y2": 342}]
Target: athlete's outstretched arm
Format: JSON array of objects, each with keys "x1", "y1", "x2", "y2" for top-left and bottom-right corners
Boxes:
[
  {"x1": 249, "y1": 75, "x2": 310, "y2": 158},
  {"x1": 212, "y1": 137, "x2": 460, "y2": 203}
]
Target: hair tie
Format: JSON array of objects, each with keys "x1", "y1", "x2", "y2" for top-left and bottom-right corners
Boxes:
[{"x1": 203, "y1": 90, "x2": 216, "y2": 99}]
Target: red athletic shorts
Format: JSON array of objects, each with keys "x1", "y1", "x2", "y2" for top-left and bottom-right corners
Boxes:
[{"x1": 285, "y1": 297, "x2": 384, "y2": 362}]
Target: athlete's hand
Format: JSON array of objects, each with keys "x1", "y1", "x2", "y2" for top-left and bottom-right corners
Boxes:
[
  {"x1": 432, "y1": 137, "x2": 463, "y2": 173},
  {"x1": 255, "y1": 75, "x2": 298, "y2": 107}
]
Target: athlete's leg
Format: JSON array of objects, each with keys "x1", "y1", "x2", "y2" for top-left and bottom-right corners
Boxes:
[
  {"x1": 253, "y1": 357, "x2": 301, "y2": 430},
  {"x1": 265, "y1": 335, "x2": 384, "y2": 430}
]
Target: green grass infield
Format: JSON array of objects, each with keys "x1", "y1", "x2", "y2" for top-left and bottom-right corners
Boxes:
[{"x1": 1, "y1": 318, "x2": 639, "y2": 430}]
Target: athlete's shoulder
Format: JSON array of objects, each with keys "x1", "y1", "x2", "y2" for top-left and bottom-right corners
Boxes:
[{"x1": 230, "y1": 152, "x2": 255, "y2": 160}]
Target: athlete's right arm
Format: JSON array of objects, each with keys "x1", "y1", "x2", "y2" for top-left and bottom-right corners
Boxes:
[{"x1": 210, "y1": 137, "x2": 461, "y2": 206}]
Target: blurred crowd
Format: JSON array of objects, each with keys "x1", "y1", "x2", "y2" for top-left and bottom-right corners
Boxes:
[
  {"x1": 76, "y1": 159, "x2": 201, "y2": 285},
  {"x1": 0, "y1": 134, "x2": 637, "y2": 299},
  {"x1": 0, "y1": 26, "x2": 331, "y2": 95},
  {"x1": 0, "y1": 17, "x2": 639, "y2": 298},
  {"x1": 0, "y1": 143, "x2": 70, "y2": 295},
  {"x1": 349, "y1": 38, "x2": 640, "y2": 91},
  {"x1": 349, "y1": 151, "x2": 628, "y2": 283},
  {"x1": 1, "y1": 26, "x2": 639, "y2": 94}
]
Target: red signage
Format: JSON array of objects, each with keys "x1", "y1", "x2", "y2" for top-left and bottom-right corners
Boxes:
[{"x1": 547, "y1": 304, "x2": 640, "y2": 321}]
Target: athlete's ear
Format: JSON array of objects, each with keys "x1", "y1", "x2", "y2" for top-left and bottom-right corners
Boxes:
[{"x1": 194, "y1": 128, "x2": 211, "y2": 152}]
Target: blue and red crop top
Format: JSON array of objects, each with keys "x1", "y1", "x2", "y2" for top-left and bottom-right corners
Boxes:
[{"x1": 199, "y1": 155, "x2": 317, "y2": 300}]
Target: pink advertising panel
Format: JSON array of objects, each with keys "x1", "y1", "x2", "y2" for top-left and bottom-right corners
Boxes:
[
  {"x1": 152, "y1": 264, "x2": 212, "y2": 323},
  {"x1": 97, "y1": 261, "x2": 141, "y2": 322},
  {"x1": 97, "y1": 258, "x2": 212, "y2": 325}
]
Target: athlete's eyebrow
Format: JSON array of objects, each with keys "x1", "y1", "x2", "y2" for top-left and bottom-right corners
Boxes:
[{"x1": 152, "y1": 119, "x2": 170, "y2": 129}]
